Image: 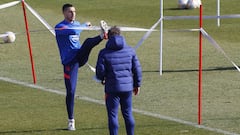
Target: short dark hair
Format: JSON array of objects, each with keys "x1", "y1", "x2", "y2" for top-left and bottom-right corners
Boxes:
[
  {"x1": 62, "y1": 3, "x2": 73, "y2": 12},
  {"x1": 108, "y1": 26, "x2": 121, "y2": 38}
]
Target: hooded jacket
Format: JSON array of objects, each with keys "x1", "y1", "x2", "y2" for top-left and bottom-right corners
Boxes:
[{"x1": 96, "y1": 35, "x2": 142, "y2": 93}]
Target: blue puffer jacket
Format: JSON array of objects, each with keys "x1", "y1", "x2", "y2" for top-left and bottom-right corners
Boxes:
[{"x1": 96, "y1": 35, "x2": 142, "y2": 93}]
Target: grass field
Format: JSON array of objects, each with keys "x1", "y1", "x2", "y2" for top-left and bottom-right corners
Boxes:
[
  {"x1": 0, "y1": 79, "x2": 223, "y2": 135},
  {"x1": 0, "y1": 0, "x2": 240, "y2": 134}
]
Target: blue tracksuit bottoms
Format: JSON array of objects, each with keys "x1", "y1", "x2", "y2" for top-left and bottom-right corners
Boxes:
[
  {"x1": 105, "y1": 91, "x2": 135, "y2": 135},
  {"x1": 63, "y1": 35, "x2": 102, "y2": 119}
]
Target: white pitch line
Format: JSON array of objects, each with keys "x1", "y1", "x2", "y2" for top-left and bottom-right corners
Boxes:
[
  {"x1": 0, "y1": 1, "x2": 20, "y2": 10},
  {"x1": 133, "y1": 109, "x2": 239, "y2": 135},
  {"x1": 164, "y1": 14, "x2": 240, "y2": 20},
  {"x1": 0, "y1": 76, "x2": 239, "y2": 135}
]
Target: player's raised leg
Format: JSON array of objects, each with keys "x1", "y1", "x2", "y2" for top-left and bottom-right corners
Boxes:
[
  {"x1": 100, "y1": 20, "x2": 109, "y2": 39},
  {"x1": 76, "y1": 20, "x2": 109, "y2": 67}
]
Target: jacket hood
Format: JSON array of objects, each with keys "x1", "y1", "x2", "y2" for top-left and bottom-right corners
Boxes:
[{"x1": 106, "y1": 35, "x2": 126, "y2": 50}]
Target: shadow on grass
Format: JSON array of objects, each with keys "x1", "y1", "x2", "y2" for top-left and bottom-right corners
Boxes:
[
  {"x1": 0, "y1": 127, "x2": 108, "y2": 134},
  {"x1": 0, "y1": 42, "x2": 13, "y2": 45},
  {"x1": 0, "y1": 128, "x2": 65, "y2": 134},
  {"x1": 80, "y1": 126, "x2": 107, "y2": 131},
  {"x1": 164, "y1": 7, "x2": 184, "y2": 10},
  {"x1": 164, "y1": 7, "x2": 193, "y2": 11},
  {"x1": 143, "y1": 66, "x2": 237, "y2": 73}
]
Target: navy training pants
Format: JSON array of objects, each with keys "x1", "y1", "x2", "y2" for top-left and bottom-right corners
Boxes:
[
  {"x1": 64, "y1": 35, "x2": 102, "y2": 119},
  {"x1": 105, "y1": 91, "x2": 135, "y2": 135}
]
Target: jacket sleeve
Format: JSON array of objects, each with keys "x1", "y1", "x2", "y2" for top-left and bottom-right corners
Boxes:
[
  {"x1": 132, "y1": 51, "x2": 142, "y2": 87},
  {"x1": 96, "y1": 51, "x2": 106, "y2": 81}
]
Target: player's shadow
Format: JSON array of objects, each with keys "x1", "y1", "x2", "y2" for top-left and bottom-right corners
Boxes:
[
  {"x1": 164, "y1": 7, "x2": 193, "y2": 10},
  {"x1": 165, "y1": 7, "x2": 183, "y2": 10},
  {"x1": 0, "y1": 42, "x2": 11, "y2": 45},
  {"x1": 0, "y1": 129, "x2": 58, "y2": 134},
  {"x1": 0, "y1": 127, "x2": 108, "y2": 134},
  {"x1": 0, "y1": 128, "x2": 66, "y2": 134}
]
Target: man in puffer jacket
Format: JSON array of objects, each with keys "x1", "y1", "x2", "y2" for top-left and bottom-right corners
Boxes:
[{"x1": 96, "y1": 26, "x2": 142, "y2": 135}]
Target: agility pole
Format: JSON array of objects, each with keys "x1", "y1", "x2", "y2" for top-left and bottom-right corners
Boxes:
[
  {"x1": 198, "y1": 4, "x2": 203, "y2": 125},
  {"x1": 217, "y1": 0, "x2": 220, "y2": 27},
  {"x1": 21, "y1": 0, "x2": 37, "y2": 84},
  {"x1": 160, "y1": 0, "x2": 164, "y2": 75}
]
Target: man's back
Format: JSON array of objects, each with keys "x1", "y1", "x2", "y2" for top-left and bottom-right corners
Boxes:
[{"x1": 96, "y1": 35, "x2": 142, "y2": 93}]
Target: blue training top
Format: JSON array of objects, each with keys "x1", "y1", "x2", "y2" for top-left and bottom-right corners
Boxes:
[{"x1": 55, "y1": 20, "x2": 87, "y2": 65}]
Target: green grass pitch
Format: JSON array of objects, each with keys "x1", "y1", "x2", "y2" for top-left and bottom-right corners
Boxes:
[{"x1": 0, "y1": 0, "x2": 240, "y2": 134}]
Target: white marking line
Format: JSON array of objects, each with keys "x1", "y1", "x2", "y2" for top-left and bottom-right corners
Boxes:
[
  {"x1": 0, "y1": 1, "x2": 20, "y2": 10},
  {"x1": 0, "y1": 76, "x2": 239, "y2": 135},
  {"x1": 164, "y1": 14, "x2": 240, "y2": 20}
]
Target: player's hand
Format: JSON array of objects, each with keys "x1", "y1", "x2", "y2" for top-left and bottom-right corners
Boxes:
[
  {"x1": 133, "y1": 87, "x2": 140, "y2": 95},
  {"x1": 85, "y1": 22, "x2": 92, "y2": 27},
  {"x1": 101, "y1": 80, "x2": 105, "y2": 85}
]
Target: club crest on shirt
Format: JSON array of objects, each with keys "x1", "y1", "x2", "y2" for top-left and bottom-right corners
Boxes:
[{"x1": 69, "y1": 35, "x2": 80, "y2": 49}]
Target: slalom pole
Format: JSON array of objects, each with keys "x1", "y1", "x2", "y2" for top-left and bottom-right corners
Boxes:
[
  {"x1": 21, "y1": 0, "x2": 37, "y2": 84},
  {"x1": 159, "y1": 0, "x2": 163, "y2": 75},
  {"x1": 217, "y1": 0, "x2": 220, "y2": 27},
  {"x1": 198, "y1": 4, "x2": 203, "y2": 125}
]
